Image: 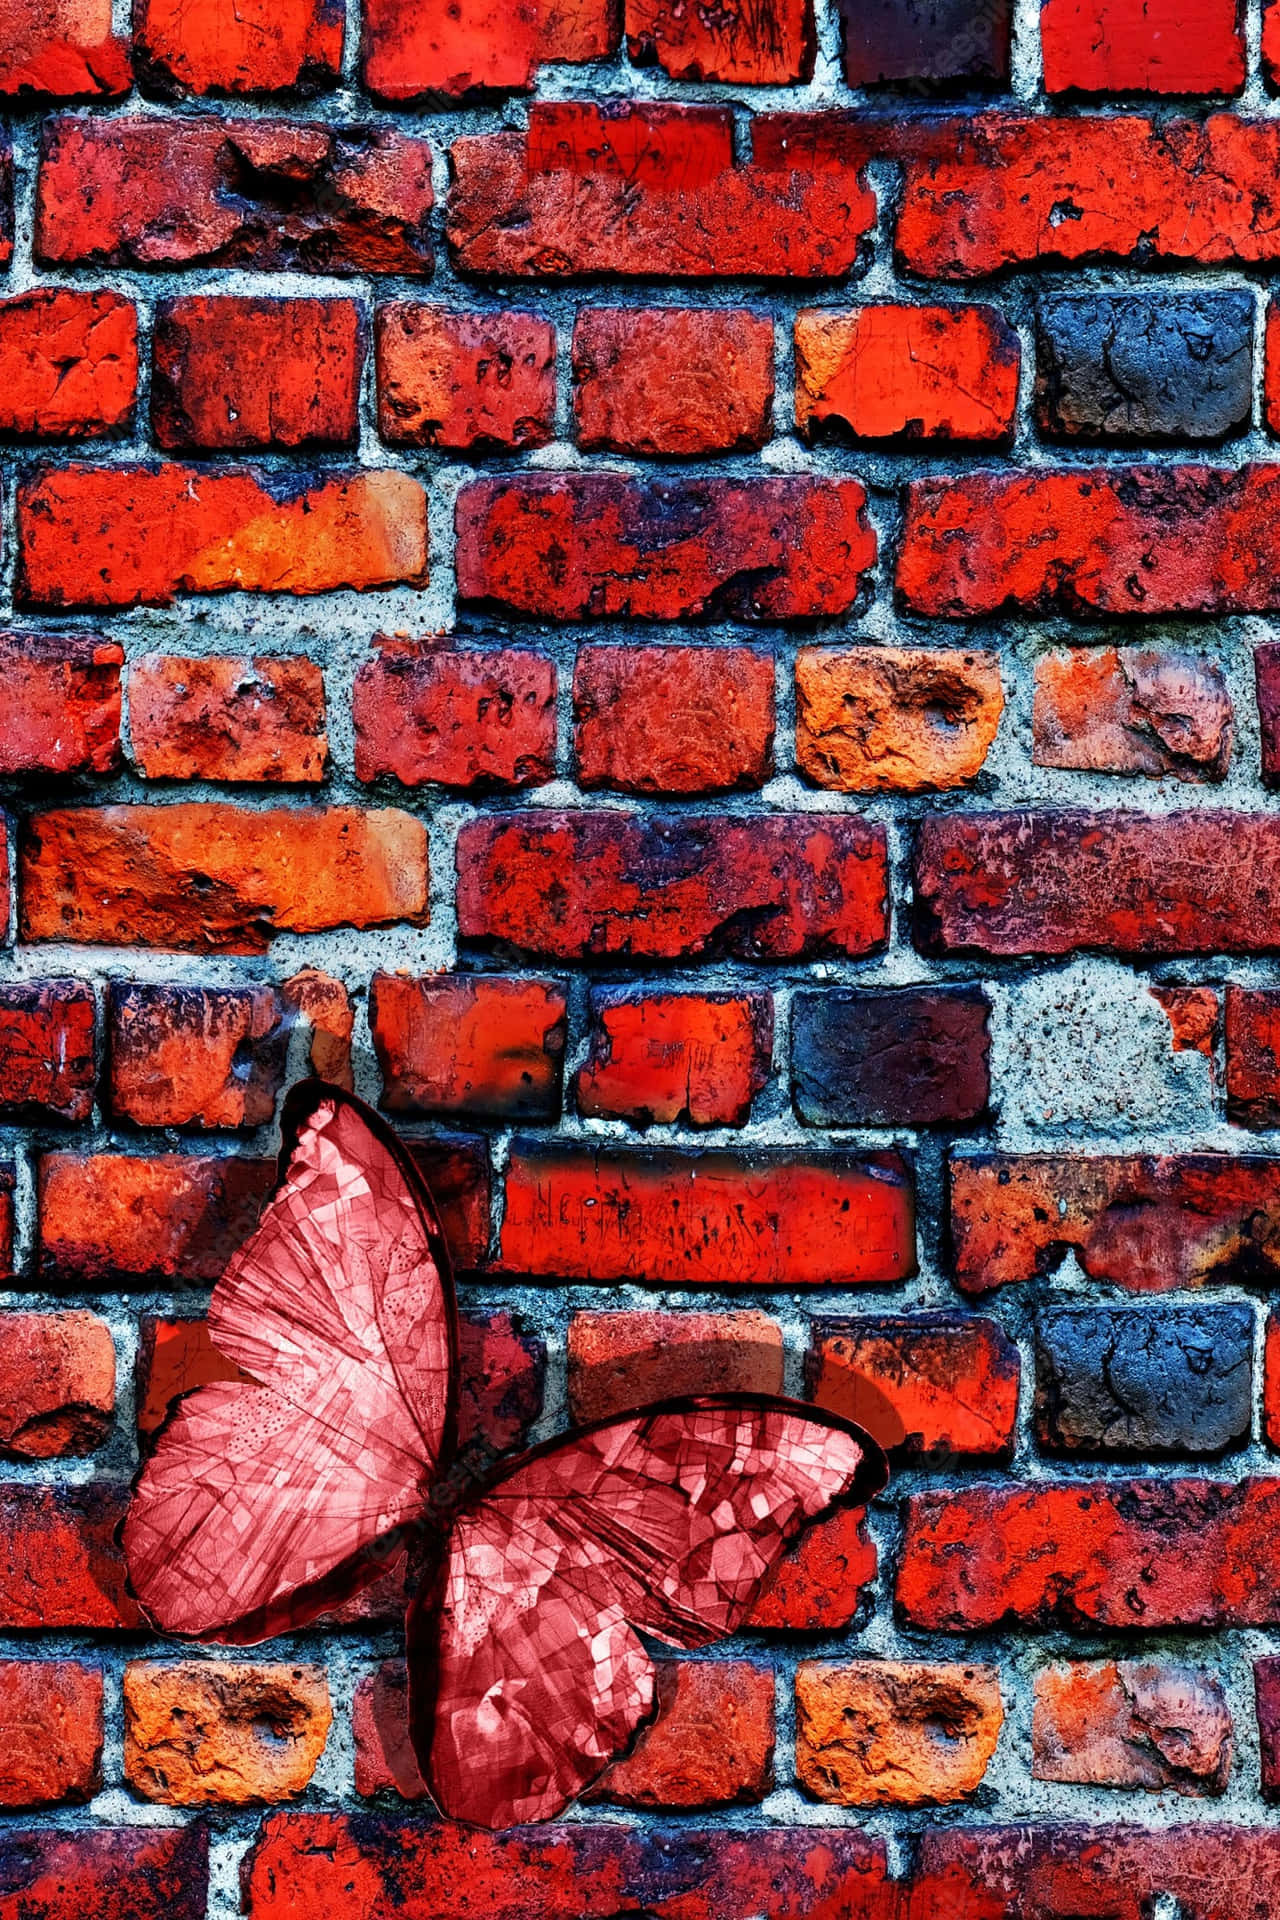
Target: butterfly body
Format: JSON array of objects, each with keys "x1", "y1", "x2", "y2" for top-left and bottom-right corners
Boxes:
[{"x1": 125, "y1": 1081, "x2": 886, "y2": 1829}]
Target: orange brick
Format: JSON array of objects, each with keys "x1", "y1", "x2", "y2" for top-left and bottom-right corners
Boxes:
[
  {"x1": 376, "y1": 306, "x2": 555, "y2": 450},
  {"x1": 124, "y1": 1662, "x2": 331, "y2": 1805},
  {"x1": 129, "y1": 655, "x2": 328, "y2": 784}
]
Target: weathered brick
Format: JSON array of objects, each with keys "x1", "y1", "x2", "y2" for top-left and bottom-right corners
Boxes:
[
  {"x1": 0, "y1": 1313, "x2": 114, "y2": 1460},
  {"x1": 22, "y1": 804, "x2": 428, "y2": 953},
  {"x1": 1033, "y1": 647, "x2": 1234, "y2": 781},
  {"x1": 896, "y1": 116, "x2": 1280, "y2": 277},
  {"x1": 747, "y1": 1504, "x2": 877, "y2": 1631},
  {"x1": 0, "y1": 1661, "x2": 102, "y2": 1807},
  {"x1": 838, "y1": 0, "x2": 1011, "y2": 86},
  {"x1": 592, "y1": 1661, "x2": 775, "y2": 1808},
  {"x1": 1036, "y1": 293, "x2": 1253, "y2": 442},
  {"x1": 406, "y1": 1135, "x2": 492, "y2": 1272},
  {"x1": 575, "y1": 991, "x2": 773, "y2": 1129},
  {"x1": 1256, "y1": 1656, "x2": 1280, "y2": 1798},
  {"x1": 1153, "y1": 984, "x2": 1220, "y2": 1058},
  {"x1": 795, "y1": 646, "x2": 1003, "y2": 793},
  {"x1": 951, "y1": 1153, "x2": 1280, "y2": 1294},
  {"x1": 153, "y1": 297, "x2": 360, "y2": 450},
  {"x1": 0, "y1": 290, "x2": 135, "y2": 438},
  {"x1": 1034, "y1": 1660, "x2": 1233, "y2": 1794},
  {"x1": 353, "y1": 640, "x2": 556, "y2": 791},
  {"x1": 353, "y1": 1660, "x2": 423, "y2": 1797},
  {"x1": 458, "y1": 474, "x2": 873, "y2": 622},
  {"x1": 808, "y1": 1314, "x2": 1019, "y2": 1461},
  {"x1": 0, "y1": 1484, "x2": 137, "y2": 1628},
  {"x1": 921, "y1": 1827, "x2": 1280, "y2": 1919},
  {"x1": 1227, "y1": 987, "x2": 1280, "y2": 1126},
  {"x1": 0, "y1": 634, "x2": 121, "y2": 775},
  {"x1": 915, "y1": 811, "x2": 1280, "y2": 957},
  {"x1": 568, "y1": 1310, "x2": 784, "y2": 1422},
  {"x1": 897, "y1": 1477, "x2": 1280, "y2": 1631},
  {"x1": 447, "y1": 104, "x2": 876, "y2": 279},
  {"x1": 1042, "y1": 0, "x2": 1244, "y2": 94},
  {"x1": 792, "y1": 985, "x2": 990, "y2": 1127},
  {"x1": 18, "y1": 465, "x2": 426, "y2": 609},
  {"x1": 133, "y1": 0, "x2": 344, "y2": 95},
  {"x1": 283, "y1": 970, "x2": 353, "y2": 1090},
  {"x1": 456, "y1": 1312, "x2": 544, "y2": 1454},
  {"x1": 0, "y1": 1169, "x2": 13, "y2": 1282},
  {"x1": 627, "y1": 0, "x2": 810, "y2": 80},
  {"x1": 130, "y1": 654, "x2": 327, "y2": 784},
  {"x1": 363, "y1": 0, "x2": 615, "y2": 101},
  {"x1": 38, "y1": 118, "x2": 433, "y2": 273},
  {"x1": 573, "y1": 307, "x2": 772, "y2": 456},
  {"x1": 457, "y1": 812, "x2": 889, "y2": 962},
  {"x1": 39, "y1": 1152, "x2": 270, "y2": 1285},
  {"x1": 375, "y1": 305, "x2": 555, "y2": 450},
  {"x1": 107, "y1": 983, "x2": 289, "y2": 1131},
  {"x1": 0, "y1": 0, "x2": 128, "y2": 97},
  {"x1": 795, "y1": 305, "x2": 1017, "y2": 443},
  {"x1": 574, "y1": 646, "x2": 775, "y2": 794},
  {"x1": 0, "y1": 981, "x2": 96, "y2": 1123},
  {"x1": 495, "y1": 1143, "x2": 914, "y2": 1287},
  {"x1": 1255, "y1": 640, "x2": 1280, "y2": 786},
  {"x1": 125, "y1": 1662, "x2": 330, "y2": 1805},
  {"x1": 0, "y1": 1829, "x2": 207, "y2": 1920},
  {"x1": 370, "y1": 973, "x2": 566, "y2": 1121},
  {"x1": 1034, "y1": 1304, "x2": 1254, "y2": 1457},
  {"x1": 796, "y1": 1662, "x2": 1002, "y2": 1807}
]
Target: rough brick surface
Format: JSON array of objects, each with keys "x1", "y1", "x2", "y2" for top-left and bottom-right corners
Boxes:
[
  {"x1": 591, "y1": 1661, "x2": 775, "y2": 1807},
  {"x1": 456, "y1": 812, "x2": 888, "y2": 961},
  {"x1": 0, "y1": 0, "x2": 129, "y2": 97},
  {"x1": 1035, "y1": 294, "x2": 1254, "y2": 442},
  {"x1": 375, "y1": 306, "x2": 555, "y2": 450},
  {"x1": 1034, "y1": 1305, "x2": 1254, "y2": 1457},
  {"x1": 795, "y1": 1662, "x2": 1003, "y2": 1806},
  {"x1": 354, "y1": 640, "x2": 556, "y2": 790},
  {"x1": 152, "y1": 297, "x2": 361, "y2": 450},
  {"x1": 839, "y1": 0, "x2": 1011, "y2": 86},
  {"x1": 1033, "y1": 1660, "x2": 1233, "y2": 1794},
  {"x1": 0, "y1": 1313, "x2": 114, "y2": 1459},
  {"x1": 133, "y1": 0, "x2": 345, "y2": 96},
  {"x1": 795, "y1": 305, "x2": 1018, "y2": 443},
  {"x1": 1041, "y1": 0, "x2": 1244, "y2": 94},
  {"x1": 39, "y1": 1152, "x2": 270, "y2": 1285},
  {"x1": 129, "y1": 654, "x2": 328, "y2": 783},
  {"x1": 575, "y1": 991, "x2": 773, "y2": 1128},
  {"x1": 363, "y1": 0, "x2": 616, "y2": 101},
  {"x1": 791, "y1": 984, "x2": 991, "y2": 1126},
  {"x1": 573, "y1": 646, "x2": 775, "y2": 793},
  {"x1": 0, "y1": 289, "x2": 135, "y2": 437},
  {"x1": 0, "y1": 1483, "x2": 137, "y2": 1628},
  {"x1": 626, "y1": 0, "x2": 812, "y2": 82},
  {"x1": 0, "y1": 1660, "x2": 103, "y2": 1807},
  {"x1": 568, "y1": 1310, "x2": 784, "y2": 1421},
  {"x1": 1255, "y1": 640, "x2": 1280, "y2": 785},
  {"x1": 0, "y1": 981, "x2": 97, "y2": 1122},
  {"x1": 573, "y1": 307, "x2": 774, "y2": 454},
  {"x1": 1256, "y1": 1656, "x2": 1280, "y2": 1798},
  {"x1": 0, "y1": 1829, "x2": 208, "y2": 1920},
  {"x1": 746, "y1": 1504, "x2": 877, "y2": 1631},
  {"x1": 794, "y1": 646, "x2": 1003, "y2": 793},
  {"x1": 458, "y1": 474, "x2": 874, "y2": 622},
  {"x1": 107, "y1": 983, "x2": 289, "y2": 1129},
  {"x1": 1033, "y1": 647, "x2": 1234, "y2": 781},
  {"x1": 370, "y1": 972, "x2": 566, "y2": 1121},
  {"x1": 22, "y1": 804, "x2": 428, "y2": 952},
  {"x1": 808, "y1": 1314, "x2": 1019, "y2": 1461},
  {"x1": 125, "y1": 1663, "x2": 331, "y2": 1805},
  {"x1": 0, "y1": 634, "x2": 122, "y2": 775},
  {"x1": 1227, "y1": 987, "x2": 1280, "y2": 1126}
]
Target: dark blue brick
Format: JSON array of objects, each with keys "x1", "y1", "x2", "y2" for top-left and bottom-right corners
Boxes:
[
  {"x1": 791, "y1": 984, "x2": 990, "y2": 1128},
  {"x1": 1035, "y1": 293, "x2": 1254, "y2": 444},
  {"x1": 1034, "y1": 1304, "x2": 1254, "y2": 1458},
  {"x1": 839, "y1": 0, "x2": 1011, "y2": 89}
]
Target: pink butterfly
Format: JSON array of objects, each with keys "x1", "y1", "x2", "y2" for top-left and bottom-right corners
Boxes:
[{"x1": 124, "y1": 1081, "x2": 887, "y2": 1829}]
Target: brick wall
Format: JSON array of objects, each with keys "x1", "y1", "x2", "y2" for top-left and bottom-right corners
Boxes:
[{"x1": 3, "y1": 0, "x2": 1280, "y2": 1913}]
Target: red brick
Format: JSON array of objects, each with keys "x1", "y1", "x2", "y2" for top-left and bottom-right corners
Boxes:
[
  {"x1": 926, "y1": 1826, "x2": 1280, "y2": 1920},
  {"x1": 153, "y1": 297, "x2": 360, "y2": 450},
  {"x1": 896, "y1": 115, "x2": 1280, "y2": 277},
  {"x1": 572, "y1": 308, "x2": 773, "y2": 455},
  {"x1": 39, "y1": 1153, "x2": 271, "y2": 1285},
  {"x1": 38, "y1": 118, "x2": 433, "y2": 274},
  {"x1": 18, "y1": 465, "x2": 426, "y2": 610},
  {"x1": 136, "y1": 1317, "x2": 248, "y2": 1439},
  {"x1": 591, "y1": 1661, "x2": 774, "y2": 1808},
  {"x1": 568, "y1": 1310, "x2": 784, "y2": 1422},
  {"x1": 376, "y1": 306, "x2": 555, "y2": 450},
  {"x1": 129, "y1": 654, "x2": 328, "y2": 784},
  {"x1": 405, "y1": 1136, "x2": 492, "y2": 1272},
  {"x1": 495, "y1": 1143, "x2": 915, "y2": 1287},
  {"x1": 107, "y1": 983, "x2": 289, "y2": 1130},
  {"x1": 22, "y1": 804, "x2": 428, "y2": 953},
  {"x1": 134, "y1": 0, "x2": 344, "y2": 95},
  {"x1": 915, "y1": 811, "x2": 1280, "y2": 958},
  {"x1": 900, "y1": 466, "x2": 1280, "y2": 619},
  {"x1": 795, "y1": 305, "x2": 1018, "y2": 443},
  {"x1": 1042, "y1": 0, "x2": 1243, "y2": 94},
  {"x1": 0, "y1": 1483, "x2": 138, "y2": 1628},
  {"x1": 898, "y1": 1477, "x2": 1280, "y2": 1632},
  {"x1": 353, "y1": 640, "x2": 556, "y2": 791},
  {"x1": 456, "y1": 811, "x2": 889, "y2": 962},
  {"x1": 353, "y1": 1661, "x2": 423, "y2": 1797},
  {"x1": 0, "y1": 1169, "x2": 13, "y2": 1282},
  {"x1": 457, "y1": 474, "x2": 873, "y2": 622},
  {"x1": 809, "y1": 1315, "x2": 1019, "y2": 1462},
  {"x1": 1257, "y1": 1655, "x2": 1280, "y2": 1797},
  {"x1": 1226, "y1": 987, "x2": 1280, "y2": 1126},
  {"x1": 950, "y1": 1153, "x2": 1280, "y2": 1295},
  {"x1": 456, "y1": 1312, "x2": 544, "y2": 1454},
  {"x1": 0, "y1": 1314, "x2": 114, "y2": 1459},
  {"x1": 627, "y1": 0, "x2": 809, "y2": 79},
  {"x1": 370, "y1": 973, "x2": 566, "y2": 1121},
  {"x1": 0, "y1": 0, "x2": 128, "y2": 96},
  {"x1": 448, "y1": 103, "x2": 876, "y2": 280},
  {"x1": 0, "y1": 634, "x2": 121, "y2": 775},
  {"x1": 0, "y1": 981, "x2": 96, "y2": 1122},
  {"x1": 573, "y1": 646, "x2": 774, "y2": 794},
  {"x1": 0, "y1": 1831, "x2": 205, "y2": 1920},
  {"x1": 283, "y1": 970, "x2": 353, "y2": 1090},
  {"x1": 747, "y1": 1504, "x2": 877, "y2": 1632},
  {"x1": 1255, "y1": 640, "x2": 1280, "y2": 785},
  {"x1": 0, "y1": 290, "x2": 135, "y2": 437},
  {"x1": 0, "y1": 1661, "x2": 102, "y2": 1807},
  {"x1": 1033, "y1": 647, "x2": 1234, "y2": 781},
  {"x1": 363, "y1": 0, "x2": 615, "y2": 101},
  {"x1": 1266, "y1": 0, "x2": 1280, "y2": 89},
  {"x1": 575, "y1": 992, "x2": 773, "y2": 1128},
  {"x1": 1033, "y1": 1659, "x2": 1233, "y2": 1794}
]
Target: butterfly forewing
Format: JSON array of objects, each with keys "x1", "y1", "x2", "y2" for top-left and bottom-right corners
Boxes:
[{"x1": 410, "y1": 1397, "x2": 885, "y2": 1828}]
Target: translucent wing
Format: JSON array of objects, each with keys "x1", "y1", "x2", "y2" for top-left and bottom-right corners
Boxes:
[
  {"x1": 125, "y1": 1083, "x2": 457, "y2": 1639},
  {"x1": 409, "y1": 1395, "x2": 886, "y2": 1827}
]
